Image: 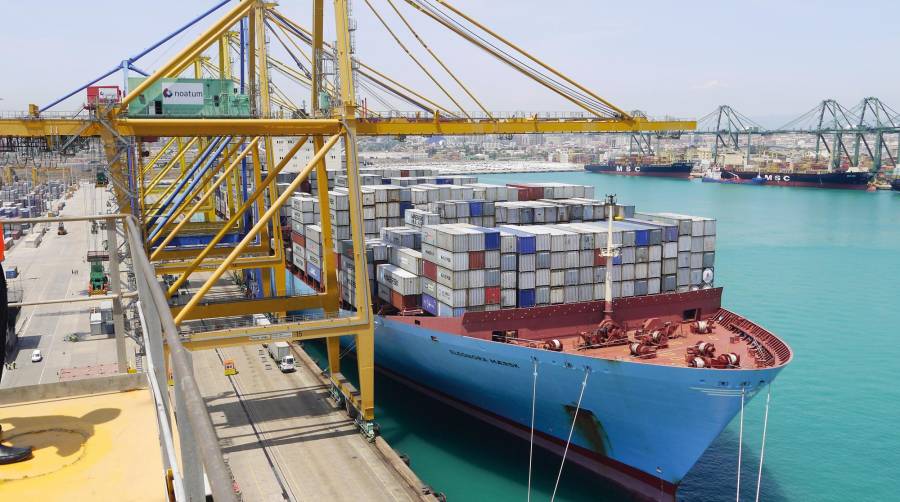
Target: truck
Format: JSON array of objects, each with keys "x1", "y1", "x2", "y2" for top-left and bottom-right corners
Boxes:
[{"x1": 267, "y1": 342, "x2": 295, "y2": 372}]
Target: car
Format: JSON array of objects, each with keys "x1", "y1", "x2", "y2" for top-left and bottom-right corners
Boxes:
[{"x1": 31, "y1": 349, "x2": 42, "y2": 363}]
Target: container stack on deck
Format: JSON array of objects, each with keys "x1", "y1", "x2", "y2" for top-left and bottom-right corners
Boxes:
[{"x1": 279, "y1": 171, "x2": 717, "y2": 316}]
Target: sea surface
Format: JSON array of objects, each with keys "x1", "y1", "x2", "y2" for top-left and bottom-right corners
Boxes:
[{"x1": 306, "y1": 172, "x2": 900, "y2": 501}]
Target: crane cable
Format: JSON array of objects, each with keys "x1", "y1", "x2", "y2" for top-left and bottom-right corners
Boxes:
[
  {"x1": 526, "y1": 358, "x2": 538, "y2": 502},
  {"x1": 736, "y1": 387, "x2": 745, "y2": 501},
  {"x1": 433, "y1": 0, "x2": 628, "y2": 118},
  {"x1": 754, "y1": 385, "x2": 772, "y2": 502},
  {"x1": 383, "y1": 0, "x2": 492, "y2": 119},
  {"x1": 361, "y1": 0, "x2": 472, "y2": 119},
  {"x1": 409, "y1": 0, "x2": 619, "y2": 118},
  {"x1": 550, "y1": 367, "x2": 590, "y2": 502},
  {"x1": 268, "y1": 9, "x2": 456, "y2": 116}
]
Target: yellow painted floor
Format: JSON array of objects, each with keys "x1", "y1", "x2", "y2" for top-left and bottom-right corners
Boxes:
[{"x1": 0, "y1": 389, "x2": 166, "y2": 501}]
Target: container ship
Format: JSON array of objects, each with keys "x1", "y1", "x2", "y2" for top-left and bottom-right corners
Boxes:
[
  {"x1": 584, "y1": 158, "x2": 694, "y2": 179},
  {"x1": 892, "y1": 178, "x2": 900, "y2": 192},
  {"x1": 281, "y1": 168, "x2": 792, "y2": 500},
  {"x1": 702, "y1": 165, "x2": 874, "y2": 190}
]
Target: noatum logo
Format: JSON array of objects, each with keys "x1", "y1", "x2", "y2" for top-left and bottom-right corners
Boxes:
[
  {"x1": 161, "y1": 83, "x2": 205, "y2": 104},
  {"x1": 163, "y1": 87, "x2": 202, "y2": 99}
]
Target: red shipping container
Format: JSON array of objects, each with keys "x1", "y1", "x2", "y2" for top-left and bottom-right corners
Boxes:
[
  {"x1": 423, "y1": 261, "x2": 438, "y2": 280},
  {"x1": 468, "y1": 251, "x2": 485, "y2": 269},
  {"x1": 391, "y1": 290, "x2": 421, "y2": 310},
  {"x1": 485, "y1": 287, "x2": 501, "y2": 304},
  {"x1": 594, "y1": 250, "x2": 607, "y2": 266},
  {"x1": 291, "y1": 231, "x2": 306, "y2": 246},
  {"x1": 400, "y1": 169, "x2": 410, "y2": 177}
]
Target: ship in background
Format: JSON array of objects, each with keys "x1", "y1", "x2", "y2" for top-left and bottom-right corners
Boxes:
[
  {"x1": 584, "y1": 157, "x2": 694, "y2": 179},
  {"x1": 892, "y1": 178, "x2": 900, "y2": 192},
  {"x1": 701, "y1": 159, "x2": 874, "y2": 190}
]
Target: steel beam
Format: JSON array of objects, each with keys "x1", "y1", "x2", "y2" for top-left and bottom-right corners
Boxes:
[
  {"x1": 164, "y1": 136, "x2": 310, "y2": 297},
  {"x1": 173, "y1": 132, "x2": 342, "y2": 323},
  {"x1": 170, "y1": 294, "x2": 326, "y2": 321}
]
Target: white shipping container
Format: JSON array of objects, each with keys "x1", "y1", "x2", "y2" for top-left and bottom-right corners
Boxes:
[
  {"x1": 435, "y1": 284, "x2": 467, "y2": 307},
  {"x1": 468, "y1": 269, "x2": 485, "y2": 288},
  {"x1": 564, "y1": 286, "x2": 578, "y2": 303},
  {"x1": 436, "y1": 266, "x2": 469, "y2": 289},
  {"x1": 536, "y1": 286, "x2": 551, "y2": 305},
  {"x1": 432, "y1": 246, "x2": 469, "y2": 271},
  {"x1": 578, "y1": 284, "x2": 593, "y2": 302},
  {"x1": 550, "y1": 270, "x2": 565, "y2": 287},
  {"x1": 377, "y1": 264, "x2": 421, "y2": 295},
  {"x1": 485, "y1": 250, "x2": 500, "y2": 268},
  {"x1": 621, "y1": 280, "x2": 635, "y2": 297},
  {"x1": 467, "y1": 288, "x2": 485, "y2": 306},
  {"x1": 501, "y1": 289, "x2": 517, "y2": 307},
  {"x1": 634, "y1": 263, "x2": 648, "y2": 280},
  {"x1": 422, "y1": 278, "x2": 438, "y2": 297},
  {"x1": 518, "y1": 272, "x2": 536, "y2": 289},
  {"x1": 518, "y1": 254, "x2": 536, "y2": 272},
  {"x1": 621, "y1": 264, "x2": 635, "y2": 281},
  {"x1": 535, "y1": 268, "x2": 551, "y2": 287},
  {"x1": 663, "y1": 241, "x2": 678, "y2": 258},
  {"x1": 500, "y1": 271, "x2": 517, "y2": 288},
  {"x1": 550, "y1": 287, "x2": 564, "y2": 304}
]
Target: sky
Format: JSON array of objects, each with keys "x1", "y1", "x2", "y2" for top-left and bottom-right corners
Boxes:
[{"x1": 1, "y1": 0, "x2": 898, "y2": 127}]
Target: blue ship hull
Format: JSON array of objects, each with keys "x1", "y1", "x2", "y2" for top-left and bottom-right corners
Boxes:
[{"x1": 370, "y1": 315, "x2": 784, "y2": 499}]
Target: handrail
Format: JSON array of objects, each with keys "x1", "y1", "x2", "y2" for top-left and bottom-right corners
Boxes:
[
  {"x1": 2, "y1": 214, "x2": 237, "y2": 502},
  {"x1": 123, "y1": 215, "x2": 237, "y2": 502}
]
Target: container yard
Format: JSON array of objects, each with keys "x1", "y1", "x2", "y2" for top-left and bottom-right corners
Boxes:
[{"x1": 3, "y1": 1, "x2": 898, "y2": 502}]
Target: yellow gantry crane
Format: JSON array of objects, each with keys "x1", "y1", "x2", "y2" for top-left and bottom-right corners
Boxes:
[{"x1": 0, "y1": 0, "x2": 694, "y2": 427}]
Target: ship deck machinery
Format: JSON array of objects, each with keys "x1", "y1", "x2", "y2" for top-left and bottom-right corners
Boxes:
[{"x1": 374, "y1": 288, "x2": 791, "y2": 499}]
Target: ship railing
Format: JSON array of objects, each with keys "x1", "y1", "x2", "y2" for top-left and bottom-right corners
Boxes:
[
  {"x1": 714, "y1": 308, "x2": 792, "y2": 366},
  {"x1": 1, "y1": 214, "x2": 239, "y2": 502}
]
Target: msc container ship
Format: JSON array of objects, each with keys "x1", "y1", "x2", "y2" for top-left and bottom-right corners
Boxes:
[
  {"x1": 584, "y1": 159, "x2": 694, "y2": 179},
  {"x1": 702, "y1": 166, "x2": 874, "y2": 190},
  {"x1": 283, "y1": 173, "x2": 792, "y2": 501}
]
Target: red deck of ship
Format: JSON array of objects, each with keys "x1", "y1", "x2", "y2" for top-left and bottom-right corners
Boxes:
[{"x1": 389, "y1": 289, "x2": 792, "y2": 370}]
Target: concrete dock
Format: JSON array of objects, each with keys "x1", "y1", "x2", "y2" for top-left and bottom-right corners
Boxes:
[
  {"x1": 1, "y1": 183, "x2": 135, "y2": 389},
  {"x1": 194, "y1": 343, "x2": 429, "y2": 501}
]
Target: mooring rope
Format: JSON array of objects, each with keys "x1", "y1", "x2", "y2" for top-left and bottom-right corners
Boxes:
[
  {"x1": 526, "y1": 358, "x2": 538, "y2": 502},
  {"x1": 550, "y1": 367, "x2": 590, "y2": 502},
  {"x1": 736, "y1": 387, "x2": 745, "y2": 501},
  {"x1": 754, "y1": 385, "x2": 772, "y2": 502}
]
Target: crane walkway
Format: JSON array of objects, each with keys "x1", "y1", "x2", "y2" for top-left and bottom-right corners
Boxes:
[{"x1": 193, "y1": 343, "x2": 428, "y2": 502}]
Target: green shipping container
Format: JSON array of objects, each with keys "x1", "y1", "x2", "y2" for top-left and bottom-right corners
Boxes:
[{"x1": 126, "y1": 78, "x2": 251, "y2": 117}]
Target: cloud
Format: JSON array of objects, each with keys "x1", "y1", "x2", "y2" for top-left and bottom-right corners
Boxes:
[{"x1": 694, "y1": 79, "x2": 727, "y2": 90}]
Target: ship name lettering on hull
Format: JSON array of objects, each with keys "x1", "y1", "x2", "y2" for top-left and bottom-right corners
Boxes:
[{"x1": 449, "y1": 349, "x2": 520, "y2": 368}]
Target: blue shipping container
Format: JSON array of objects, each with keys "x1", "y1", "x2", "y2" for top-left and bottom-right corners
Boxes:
[
  {"x1": 469, "y1": 200, "x2": 483, "y2": 217},
  {"x1": 473, "y1": 226, "x2": 500, "y2": 250},
  {"x1": 308, "y1": 264, "x2": 321, "y2": 281},
  {"x1": 422, "y1": 294, "x2": 439, "y2": 316},
  {"x1": 498, "y1": 227, "x2": 536, "y2": 254},
  {"x1": 518, "y1": 288, "x2": 536, "y2": 308}
]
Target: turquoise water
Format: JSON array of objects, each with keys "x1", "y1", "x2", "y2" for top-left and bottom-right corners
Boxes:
[{"x1": 309, "y1": 174, "x2": 900, "y2": 501}]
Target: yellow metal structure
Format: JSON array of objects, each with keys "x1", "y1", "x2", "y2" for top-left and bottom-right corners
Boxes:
[{"x1": 0, "y1": 0, "x2": 698, "y2": 427}]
